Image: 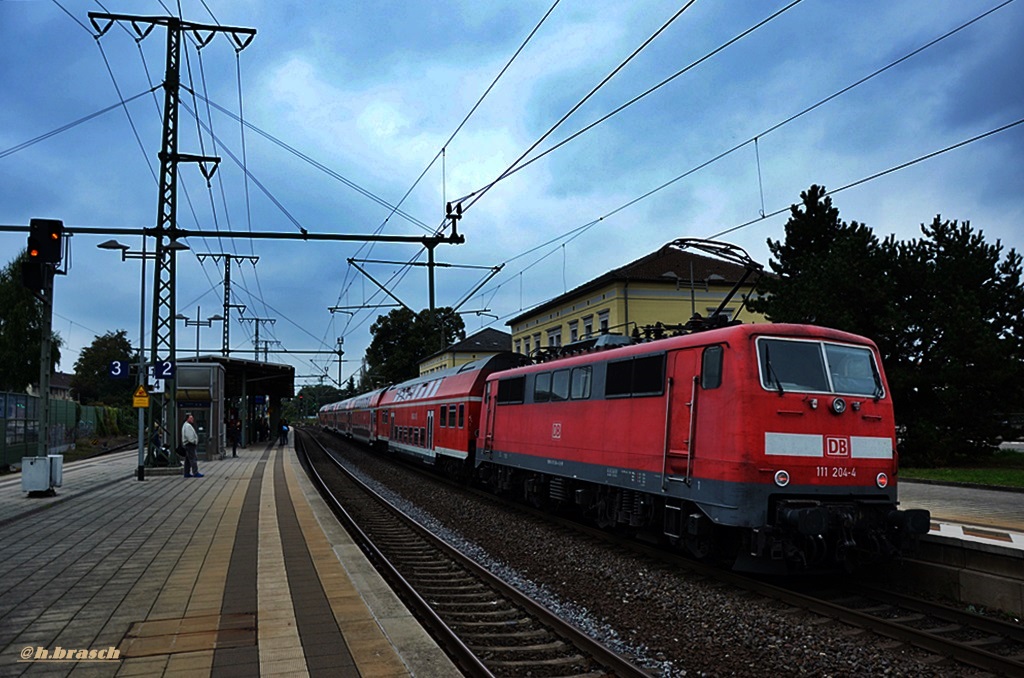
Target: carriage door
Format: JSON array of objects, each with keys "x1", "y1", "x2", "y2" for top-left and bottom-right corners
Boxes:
[
  {"x1": 426, "y1": 409, "x2": 435, "y2": 450},
  {"x1": 662, "y1": 349, "x2": 702, "y2": 485},
  {"x1": 482, "y1": 381, "x2": 495, "y2": 455}
]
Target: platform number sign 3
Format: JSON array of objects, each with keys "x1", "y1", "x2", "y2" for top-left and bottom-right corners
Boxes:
[
  {"x1": 155, "y1": 360, "x2": 175, "y2": 379},
  {"x1": 109, "y1": 360, "x2": 129, "y2": 379}
]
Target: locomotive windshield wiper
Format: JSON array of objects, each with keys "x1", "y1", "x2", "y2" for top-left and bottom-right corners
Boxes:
[
  {"x1": 765, "y1": 346, "x2": 784, "y2": 396},
  {"x1": 870, "y1": 359, "x2": 883, "y2": 401}
]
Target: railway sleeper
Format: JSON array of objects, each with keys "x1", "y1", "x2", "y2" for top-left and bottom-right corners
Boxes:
[
  {"x1": 433, "y1": 601, "x2": 521, "y2": 611},
  {"x1": 471, "y1": 641, "x2": 569, "y2": 654},
  {"x1": 449, "y1": 618, "x2": 536, "y2": 630},
  {"x1": 484, "y1": 655, "x2": 590, "y2": 669},
  {"x1": 441, "y1": 608, "x2": 524, "y2": 620},
  {"x1": 461, "y1": 629, "x2": 552, "y2": 641}
]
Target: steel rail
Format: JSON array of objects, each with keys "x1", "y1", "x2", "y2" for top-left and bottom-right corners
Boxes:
[{"x1": 297, "y1": 428, "x2": 653, "y2": 678}]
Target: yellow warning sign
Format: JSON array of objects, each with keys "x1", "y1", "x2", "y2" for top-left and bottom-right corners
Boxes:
[{"x1": 133, "y1": 385, "x2": 150, "y2": 409}]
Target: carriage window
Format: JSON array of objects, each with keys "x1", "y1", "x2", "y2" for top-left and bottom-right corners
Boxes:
[
  {"x1": 551, "y1": 370, "x2": 570, "y2": 401},
  {"x1": 534, "y1": 372, "x2": 552, "y2": 402},
  {"x1": 702, "y1": 346, "x2": 723, "y2": 389},
  {"x1": 497, "y1": 376, "x2": 525, "y2": 404},
  {"x1": 570, "y1": 366, "x2": 592, "y2": 399},
  {"x1": 458, "y1": 403, "x2": 465, "y2": 428},
  {"x1": 448, "y1": 404, "x2": 457, "y2": 427},
  {"x1": 439, "y1": 408, "x2": 447, "y2": 427}
]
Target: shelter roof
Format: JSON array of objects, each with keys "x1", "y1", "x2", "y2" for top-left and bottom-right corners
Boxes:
[{"x1": 178, "y1": 355, "x2": 294, "y2": 399}]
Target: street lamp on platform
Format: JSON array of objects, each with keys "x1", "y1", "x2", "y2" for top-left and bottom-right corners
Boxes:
[
  {"x1": 175, "y1": 307, "x2": 225, "y2": 357},
  {"x1": 97, "y1": 237, "x2": 190, "y2": 481}
]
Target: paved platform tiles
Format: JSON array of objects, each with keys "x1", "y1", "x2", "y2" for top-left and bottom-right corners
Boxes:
[
  {"x1": 900, "y1": 479, "x2": 1024, "y2": 550},
  {"x1": 0, "y1": 446, "x2": 458, "y2": 677}
]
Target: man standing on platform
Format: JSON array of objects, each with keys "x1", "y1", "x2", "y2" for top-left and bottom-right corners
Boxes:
[{"x1": 181, "y1": 413, "x2": 203, "y2": 478}]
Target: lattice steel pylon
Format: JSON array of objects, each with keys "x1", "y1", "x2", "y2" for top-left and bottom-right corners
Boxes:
[{"x1": 90, "y1": 11, "x2": 255, "y2": 451}]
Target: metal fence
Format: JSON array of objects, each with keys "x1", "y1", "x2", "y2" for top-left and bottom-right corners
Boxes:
[{"x1": 0, "y1": 392, "x2": 117, "y2": 468}]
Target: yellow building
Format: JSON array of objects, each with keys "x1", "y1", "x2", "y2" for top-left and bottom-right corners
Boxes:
[
  {"x1": 418, "y1": 328, "x2": 513, "y2": 376},
  {"x1": 508, "y1": 244, "x2": 766, "y2": 356}
]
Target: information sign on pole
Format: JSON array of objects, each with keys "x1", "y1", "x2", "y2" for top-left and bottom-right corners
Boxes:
[
  {"x1": 109, "y1": 360, "x2": 130, "y2": 379},
  {"x1": 132, "y1": 385, "x2": 150, "y2": 409}
]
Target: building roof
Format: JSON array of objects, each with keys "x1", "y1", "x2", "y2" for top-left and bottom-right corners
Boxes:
[
  {"x1": 508, "y1": 244, "x2": 760, "y2": 325},
  {"x1": 50, "y1": 371, "x2": 73, "y2": 391},
  {"x1": 423, "y1": 328, "x2": 512, "y2": 362}
]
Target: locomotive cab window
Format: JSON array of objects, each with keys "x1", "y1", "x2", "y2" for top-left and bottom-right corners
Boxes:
[
  {"x1": 701, "y1": 345, "x2": 723, "y2": 389},
  {"x1": 758, "y1": 338, "x2": 882, "y2": 397}
]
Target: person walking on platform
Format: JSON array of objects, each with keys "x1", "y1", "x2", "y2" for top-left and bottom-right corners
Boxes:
[
  {"x1": 278, "y1": 419, "x2": 289, "y2": 448},
  {"x1": 181, "y1": 413, "x2": 203, "y2": 478},
  {"x1": 228, "y1": 415, "x2": 241, "y2": 457}
]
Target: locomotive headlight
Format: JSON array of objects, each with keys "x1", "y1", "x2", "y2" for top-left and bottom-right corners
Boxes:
[
  {"x1": 774, "y1": 469, "x2": 790, "y2": 487},
  {"x1": 876, "y1": 472, "x2": 889, "y2": 488},
  {"x1": 830, "y1": 397, "x2": 847, "y2": 414}
]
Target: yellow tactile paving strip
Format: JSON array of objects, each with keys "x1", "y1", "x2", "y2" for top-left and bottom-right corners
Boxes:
[
  {"x1": 117, "y1": 457, "x2": 257, "y2": 676},
  {"x1": 259, "y1": 449, "x2": 309, "y2": 677},
  {"x1": 282, "y1": 450, "x2": 411, "y2": 677}
]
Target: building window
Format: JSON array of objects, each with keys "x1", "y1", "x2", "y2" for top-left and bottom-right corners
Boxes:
[
  {"x1": 547, "y1": 327, "x2": 562, "y2": 347},
  {"x1": 569, "y1": 320, "x2": 578, "y2": 343},
  {"x1": 514, "y1": 339, "x2": 522, "y2": 354},
  {"x1": 706, "y1": 307, "x2": 734, "y2": 321},
  {"x1": 524, "y1": 337, "x2": 531, "y2": 355},
  {"x1": 598, "y1": 310, "x2": 610, "y2": 333},
  {"x1": 583, "y1": 315, "x2": 593, "y2": 338}
]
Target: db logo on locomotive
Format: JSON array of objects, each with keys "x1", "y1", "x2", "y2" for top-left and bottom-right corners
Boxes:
[{"x1": 825, "y1": 435, "x2": 851, "y2": 457}]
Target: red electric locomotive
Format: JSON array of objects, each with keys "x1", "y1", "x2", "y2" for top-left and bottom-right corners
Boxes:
[
  {"x1": 319, "y1": 241, "x2": 929, "y2": 571},
  {"x1": 476, "y1": 322, "x2": 929, "y2": 571}
]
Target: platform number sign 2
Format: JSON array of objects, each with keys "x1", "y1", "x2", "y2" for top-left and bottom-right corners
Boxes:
[
  {"x1": 155, "y1": 360, "x2": 175, "y2": 379},
  {"x1": 109, "y1": 360, "x2": 129, "y2": 379}
]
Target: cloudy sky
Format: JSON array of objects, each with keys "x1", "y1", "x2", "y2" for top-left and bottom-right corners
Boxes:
[{"x1": 2, "y1": 0, "x2": 1022, "y2": 389}]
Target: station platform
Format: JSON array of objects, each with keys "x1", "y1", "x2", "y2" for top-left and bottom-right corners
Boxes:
[
  {"x1": 0, "y1": 445, "x2": 459, "y2": 677},
  {"x1": 900, "y1": 479, "x2": 1024, "y2": 550}
]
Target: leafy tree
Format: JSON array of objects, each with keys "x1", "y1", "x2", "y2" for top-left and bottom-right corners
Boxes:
[
  {"x1": 0, "y1": 250, "x2": 62, "y2": 391},
  {"x1": 341, "y1": 375, "x2": 357, "y2": 398},
  {"x1": 886, "y1": 218, "x2": 1024, "y2": 465},
  {"x1": 752, "y1": 186, "x2": 1024, "y2": 466},
  {"x1": 750, "y1": 185, "x2": 897, "y2": 348},
  {"x1": 70, "y1": 330, "x2": 135, "y2": 405},
  {"x1": 364, "y1": 307, "x2": 466, "y2": 386}
]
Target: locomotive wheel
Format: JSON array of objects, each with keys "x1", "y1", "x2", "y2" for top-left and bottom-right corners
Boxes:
[{"x1": 685, "y1": 532, "x2": 712, "y2": 560}]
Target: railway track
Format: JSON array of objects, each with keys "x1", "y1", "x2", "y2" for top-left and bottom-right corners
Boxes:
[
  {"x1": 779, "y1": 582, "x2": 1024, "y2": 676},
  {"x1": 304, "y1": 427, "x2": 1024, "y2": 676},
  {"x1": 295, "y1": 429, "x2": 651, "y2": 678}
]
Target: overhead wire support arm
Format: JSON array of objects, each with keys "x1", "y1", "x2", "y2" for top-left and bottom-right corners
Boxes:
[
  {"x1": 346, "y1": 260, "x2": 412, "y2": 313},
  {"x1": 196, "y1": 252, "x2": 260, "y2": 356},
  {"x1": 328, "y1": 304, "x2": 403, "y2": 314},
  {"x1": 23, "y1": 225, "x2": 466, "y2": 245}
]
